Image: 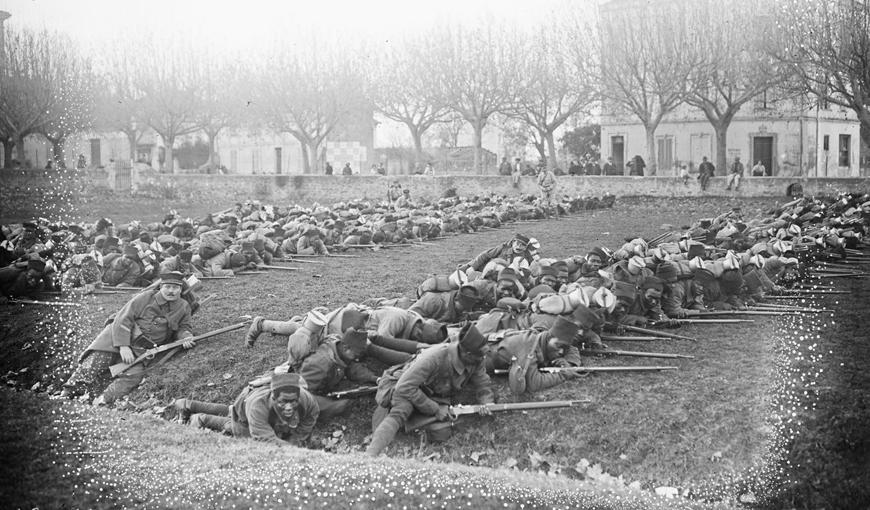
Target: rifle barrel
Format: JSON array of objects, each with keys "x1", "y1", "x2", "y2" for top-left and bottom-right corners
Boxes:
[
  {"x1": 580, "y1": 349, "x2": 694, "y2": 359},
  {"x1": 669, "y1": 319, "x2": 755, "y2": 323},
  {"x1": 258, "y1": 265, "x2": 299, "y2": 271},
  {"x1": 600, "y1": 335, "x2": 673, "y2": 341},
  {"x1": 620, "y1": 324, "x2": 697, "y2": 342},
  {"x1": 450, "y1": 399, "x2": 590, "y2": 416}
]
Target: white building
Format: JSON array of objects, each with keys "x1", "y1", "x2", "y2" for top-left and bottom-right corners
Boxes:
[{"x1": 600, "y1": 94, "x2": 862, "y2": 177}]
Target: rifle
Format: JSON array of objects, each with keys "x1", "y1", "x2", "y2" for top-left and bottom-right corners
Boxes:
[
  {"x1": 9, "y1": 299, "x2": 81, "y2": 307},
  {"x1": 777, "y1": 289, "x2": 849, "y2": 294},
  {"x1": 691, "y1": 310, "x2": 797, "y2": 317},
  {"x1": 654, "y1": 319, "x2": 755, "y2": 325},
  {"x1": 109, "y1": 321, "x2": 249, "y2": 377},
  {"x1": 811, "y1": 273, "x2": 869, "y2": 278},
  {"x1": 492, "y1": 365, "x2": 678, "y2": 375},
  {"x1": 326, "y1": 386, "x2": 378, "y2": 399},
  {"x1": 579, "y1": 349, "x2": 694, "y2": 360},
  {"x1": 290, "y1": 253, "x2": 360, "y2": 258},
  {"x1": 257, "y1": 265, "x2": 299, "y2": 271},
  {"x1": 234, "y1": 271, "x2": 266, "y2": 275},
  {"x1": 600, "y1": 335, "x2": 674, "y2": 342},
  {"x1": 619, "y1": 324, "x2": 697, "y2": 342},
  {"x1": 406, "y1": 399, "x2": 591, "y2": 432},
  {"x1": 199, "y1": 276, "x2": 236, "y2": 280},
  {"x1": 275, "y1": 258, "x2": 325, "y2": 265},
  {"x1": 747, "y1": 305, "x2": 831, "y2": 313}
]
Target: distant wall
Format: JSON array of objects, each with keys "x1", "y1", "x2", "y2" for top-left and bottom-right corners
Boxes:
[
  {"x1": 3, "y1": 170, "x2": 870, "y2": 215},
  {"x1": 128, "y1": 174, "x2": 870, "y2": 204}
]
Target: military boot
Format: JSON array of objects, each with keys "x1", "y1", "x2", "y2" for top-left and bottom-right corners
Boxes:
[
  {"x1": 245, "y1": 317, "x2": 265, "y2": 347},
  {"x1": 173, "y1": 398, "x2": 192, "y2": 424},
  {"x1": 365, "y1": 416, "x2": 401, "y2": 457},
  {"x1": 245, "y1": 318, "x2": 301, "y2": 347}
]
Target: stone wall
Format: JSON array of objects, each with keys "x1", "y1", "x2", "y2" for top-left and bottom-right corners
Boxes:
[
  {"x1": 138, "y1": 174, "x2": 870, "y2": 205},
  {"x1": 3, "y1": 170, "x2": 870, "y2": 215}
]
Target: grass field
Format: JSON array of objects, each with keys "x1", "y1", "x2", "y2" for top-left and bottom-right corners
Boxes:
[{"x1": 2, "y1": 195, "x2": 868, "y2": 509}]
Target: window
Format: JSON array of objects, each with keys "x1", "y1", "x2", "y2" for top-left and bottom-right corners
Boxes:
[
  {"x1": 656, "y1": 136, "x2": 674, "y2": 173},
  {"x1": 838, "y1": 135, "x2": 850, "y2": 167},
  {"x1": 823, "y1": 135, "x2": 829, "y2": 151}
]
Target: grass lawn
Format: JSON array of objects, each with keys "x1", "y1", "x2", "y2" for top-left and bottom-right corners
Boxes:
[{"x1": 2, "y1": 195, "x2": 867, "y2": 508}]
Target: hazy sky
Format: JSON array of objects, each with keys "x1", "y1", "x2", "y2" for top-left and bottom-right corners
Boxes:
[{"x1": 1, "y1": 0, "x2": 582, "y2": 53}]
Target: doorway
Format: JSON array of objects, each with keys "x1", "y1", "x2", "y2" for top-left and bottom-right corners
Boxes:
[
  {"x1": 752, "y1": 136, "x2": 774, "y2": 176},
  {"x1": 89, "y1": 138, "x2": 101, "y2": 168},
  {"x1": 611, "y1": 136, "x2": 624, "y2": 174},
  {"x1": 275, "y1": 147, "x2": 283, "y2": 174}
]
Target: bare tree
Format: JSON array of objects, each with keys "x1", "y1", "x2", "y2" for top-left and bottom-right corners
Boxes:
[
  {"x1": 772, "y1": 0, "x2": 870, "y2": 146},
  {"x1": 131, "y1": 38, "x2": 204, "y2": 173},
  {"x1": 427, "y1": 23, "x2": 521, "y2": 174},
  {"x1": 95, "y1": 45, "x2": 146, "y2": 162},
  {"x1": 195, "y1": 54, "x2": 248, "y2": 170},
  {"x1": 684, "y1": 0, "x2": 790, "y2": 173},
  {"x1": 511, "y1": 15, "x2": 599, "y2": 170},
  {"x1": 0, "y1": 27, "x2": 86, "y2": 167},
  {"x1": 35, "y1": 46, "x2": 96, "y2": 165},
  {"x1": 369, "y1": 37, "x2": 449, "y2": 166},
  {"x1": 599, "y1": 1, "x2": 702, "y2": 174},
  {"x1": 256, "y1": 39, "x2": 365, "y2": 174}
]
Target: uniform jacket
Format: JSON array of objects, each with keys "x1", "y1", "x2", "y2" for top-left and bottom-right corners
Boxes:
[
  {"x1": 486, "y1": 329, "x2": 581, "y2": 393},
  {"x1": 231, "y1": 385, "x2": 319, "y2": 445},
  {"x1": 82, "y1": 288, "x2": 192, "y2": 359},
  {"x1": 102, "y1": 253, "x2": 142, "y2": 286},
  {"x1": 408, "y1": 291, "x2": 462, "y2": 323},
  {"x1": 366, "y1": 307, "x2": 422, "y2": 339},
  {"x1": 662, "y1": 280, "x2": 703, "y2": 317},
  {"x1": 382, "y1": 343, "x2": 494, "y2": 415},
  {"x1": 299, "y1": 337, "x2": 377, "y2": 394},
  {"x1": 466, "y1": 242, "x2": 534, "y2": 272}
]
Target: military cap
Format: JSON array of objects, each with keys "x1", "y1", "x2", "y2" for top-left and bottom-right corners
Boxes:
[
  {"x1": 271, "y1": 372, "x2": 304, "y2": 396},
  {"x1": 720, "y1": 269, "x2": 744, "y2": 294},
  {"x1": 340, "y1": 327, "x2": 368, "y2": 355},
  {"x1": 340, "y1": 308, "x2": 368, "y2": 333},
  {"x1": 514, "y1": 233, "x2": 530, "y2": 245},
  {"x1": 419, "y1": 319, "x2": 448, "y2": 343},
  {"x1": 159, "y1": 271, "x2": 185, "y2": 286},
  {"x1": 457, "y1": 322, "x2": 486, "y2": 355},
  {"x1": 123, "y1": 245, "x2": 140, "y2": 258},
  {"x1": 587, "y1": 247, "x2": 609, "y2": 263},
  {"x1": 549, "y1": 315, "x2": 580, "y2": 343},
  {"x1": 611, "y1": 281, "x2": 637, "y2": 302},
  {"x1": 571, "y1": 303, "x2": 603, "y2": 329},
  {"x1": 456, "y1": 285, "x2": 480, "y2": 309},
  {"x1": 655, "y1": 261, "x2": 679, "y2": 283},
  {"x1": 641, "y1": 276, "x2": 664, "y2": 292},
  {"x1": 692, "y1": 268, "x2": 717, "y2": 285}
]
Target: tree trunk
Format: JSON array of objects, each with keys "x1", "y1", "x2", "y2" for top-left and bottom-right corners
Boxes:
[
  {"x1": 544, "y1": 130, "x2": 558, "y2": 170},
  {"x1": 300, "y1": 143, "x2": 311, "y2": 174},
  {"x1": 206, "y1": 128, "x2": 220, "y2": 166},
  {"x1": 644, "y1": 126, "x2": 656, "y2": 176},
  {"x1": 409, "y1": 124, "x2": 424, "y2": 166},
  {"x1": 2, "y1": 138, "x2": 14, "y2": 168},
  {"x1": 165, "y1": 135, "x2": 175, "y2": 174},
  {"x1": 472, "y1": 122, "x2": 483, "y2": 174},
  {"x1": 308, "y1": 140, "x2": 321, "y2": 174},
  {"x1": 16, "y1": 134, "x2": 26, "y2": 166},
  {"x1": 123, "y1": 129, "x2": 138, "y2": 161},
  {"x1": 713, "y1": 122, "x2": 728, "y2": 176}
]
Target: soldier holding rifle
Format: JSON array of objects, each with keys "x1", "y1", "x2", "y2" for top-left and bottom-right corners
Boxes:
[{"x1": 60, "y1": 271, "x2": 195, "y2": 405}]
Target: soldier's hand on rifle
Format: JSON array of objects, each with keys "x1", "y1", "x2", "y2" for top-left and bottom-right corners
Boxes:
[
  {"x1": 673, "y1": 309, "x2": 688, "y2": 318},
  {"x1": 663, "y1": 319, "x2": 682, "y2": 328},
  {"x1": 180, "y1": 334, "x2": 196, "y2": 349},
  {"x1": 552, "y1": 358, "x2": 571, "y2": 368},
  {"x1": 246, "y1": 262, "x2": 258, "y2": 270},
  {"x1": 435, "y1": 405, "x2": 452, "y2": 421},
  {"x1": 119, "y1": 345, "x2": 135, "y2": 364},
  {"x1": 477, "y1": 405, "x2": 493, "y2": 417}
]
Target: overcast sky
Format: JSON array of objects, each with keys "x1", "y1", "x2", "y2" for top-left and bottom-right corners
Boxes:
[{"x1": 1, "y1": 0, "x2": 584, "y2": 53}]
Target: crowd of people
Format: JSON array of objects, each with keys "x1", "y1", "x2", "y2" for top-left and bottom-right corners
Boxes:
[{"x1": 4, "y1": 190, "x2": 868, "y2": 456}]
